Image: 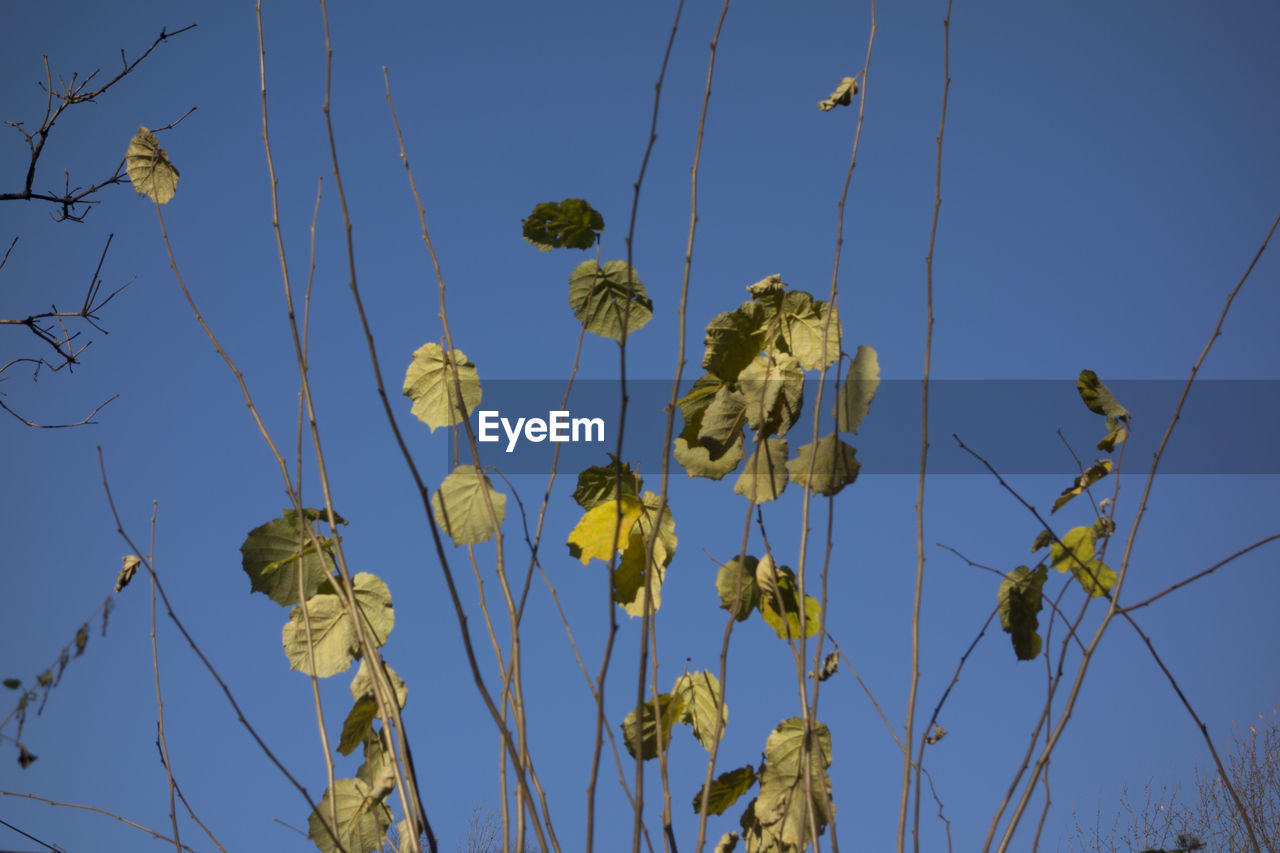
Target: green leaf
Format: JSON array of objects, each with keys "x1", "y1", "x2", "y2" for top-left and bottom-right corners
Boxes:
[
  {"x1": 1030, "y1": 528, "x2": 1055, "y2": 553},
  {"x1": 521, "y1": 198, "x2": 603, "y2": 250},
  {"x1": 282, "y1": 573, "x2": 395, "y2": 677},
  {"x1": 677, "y1": 374, "x2": 724, "y2": 441},
  {"x1": 675, "y1": 431, "x2": 745, "y2": 480},
  {"x1": 637, "y1": 491, "x2": 678, "y2": 567},
  {"x1": 307, "y1": 777, "x2": 393, "y2": 853},
  {"x1": 432, "y1": 466, "x2": 506, "y2": 546},
  {"x1": 758, "y1": 563, "x2": 821, "y2": 640},
  {"x1": 676, "y1": 375, "x2": 746, "y2": 477},
  {"x1": 738, "y1": 354, "x2": 805, "y2": 437},
  {"x1": 350, "y1": 659, "x2": 408, "y2": 708},
  {"x1": 356, "y1": 729, "x2": 391, "y2": 790},
  {"x1": 572, "y1": 456, "x2": 642, "y2": 510},
  {"x1": 621, "y1": 693, "x2": 683, "y2": 760},
  {"x1": 568, "y1": 260, "x2": 653, "y2": 340},
  {"x1": 998, "y1": 565, "x2": 1048, "y2": 661},
  {"x1": 818, "y1": 76, "x2": 859, "y2": 111},
  {"x1": 125, "y1": 127, "x2": 179, "y2": 204},
  {"x1": 612, "y1": 503, "x2": 673, "y2": 617},
  {"x1": 240, "y1": 512, "x2": 335, "y2": 607},
  {"x1": 2, "y1": 679, "x2": 20, "y2": 690},
  {"x1": 734, "y1": 437, "x2": 789, "y2": 503},
  {"x1": 613, "y1": 531, "x2": 665, "y2": 617},
  {"x1": 673, "y1": 671, "x2": 727, "y2": 751},
  {"x1": 787, "y1": 434, "x2": 860, "y2": 497},
  {"x1": 692, "y1": 765, "x2": 757, "y2": 816},
  {"x1": 338, "y1": 695, "x2": 379, "y2": 756},
  {"x1": 716, "y1": 556, "x2": 762, "y2": 621},
  {"x1": 776, "y1": 291, "x2": 841, "y2": 371},
  {"x1": 567, "y1": 496, "x2": 642, "y2": 564},
  {"x1": 835, "y1": 345, "x2": 879, "y2": 434},
  {"x1": 753, "y1": 718, "x2": 834, "y2": 850},
  {"x1": 1050, "y1": 526, "x2": 1116, "y2": 597},
  {"x1": 1077, "y1": 370, "x2": 1129, "y2": 452},
  {"x1": 74, "y1": 625, "x2": 88, "y2": 657},
  {"x1": 1052, "y1": 459, "x2": 1113, "y2": 514},
  {"x1": 702, "y1": 303, "x2": 769, "y2": 383},
  {"x1": 1076, "y1": 370, "x2": 1129, "y2": 420},
  {"x1": 402, "y1": 342, "x2": 481, "y2": 432},
  {"x1": 700, "y1": 386, "x2": 750, "y2": 455}
]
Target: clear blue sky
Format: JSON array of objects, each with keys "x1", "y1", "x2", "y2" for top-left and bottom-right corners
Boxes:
[{"x1": 3, "y1": 1, "x2": 1278, "y2": 851}]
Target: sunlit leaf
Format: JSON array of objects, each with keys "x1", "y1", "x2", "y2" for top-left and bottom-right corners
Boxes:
[
  {"x1": 338, "y1": 695, "x2": 378, "y2": 756},
  {"x1": 521, "y1": 198, "x2": 604, "y2": 250},
  {"x1": 568, "y1": 260, "x2": 653, "y2": 340},
  {"x1": 714, "y1": 831, "x2": 740, "y2": 853},
  {"x1": 1076, "y1": 370, "x2": 1129, "y2": 421},
  {"x1": 116, "y1": 555, "x2": 140, "y2": 593},
  {"x1": 700, "y1": 386, "x2": 750, "y2": 455},
  {"x1": 282, "y1": 573, "x2": 394, "y2": 678},
  {"x1": 613, "y1": 531, "x2": 665, "y2": 617},
  {"x1": 734, "y1": 437, "x2": 789, "y2": 503},
  {"x1": 758, "y1": 565, "x2": 821, "y2": 640},
  {"x1": 818, "y1": 76, "x2": 859, "y2": 111},
  {"x1": 567, "y1": 496, "x2": 643, "y2": 564},
  {"x1": 998, "y1": 565, "x2": 1047, "y2": 661},
  {"x1": 675, "y1": 431, "x2": 744, "y2": 480},
  {"x1": 753, "y1": 718, "x2": 834, "y2": 849},
  {"x1": 432, "y1": 466, "x2": 505, "y2": 546},
  {"x1": 356, "y1": 729, "x2": 391, "y2": 790},
  {"x1": 572, "y1": 456, "x2": 641, "y2": 510},
  {"x1": 240, "y1": 512, "x2": 336, "y2": 607},
  {"x1": 747, "y1": 274, "x2": 785, "y2": 298},
  {"x1": 703, "y1": 303, "x2": 769, "y2": 383},
  {"x1": 621, "y1": 693, "x2": 683, "y2": 761},
  {"x1": 1077, "y1": 370, "x2": 1129, "y2": 452},
  {"x1": 402, "y1": 342, "x2": 481, "y2": 432},
  {"x1": 835, "y1": 345, "x2": 879, "y2": 434},
  {"x1": 738, "y1": 354, "x2": 804, "y2": 437},
  {"x1": 787, "y1": 434, "x2": 860, "y2": 497},
  {"x1": 637, "y1": 491, "x2": 677, "y2": 567},
  {"x1": 673, "y1": 671, "x2": 727, "y2": 751},
  {"x1": 307, "y1": 777, "x2": 393, "y2": 853},
  {"x1": 74, "y1": 625, "x2": 88, "y2": 657},
  {"x1": 350, "y1": 659, "x2": 408, "y2": 708},
  {"x1": 125, "y1": 127, "x2": 179, "y2": 204},
  {"x1": 1050, "y1": 526, "x2": 1116, "y2": 597},
  {"x1": 777, "y1": 291, "x2": 840, "y2": 371},
  {"x1": 1052, "y1": 459, "x2": 1113, "y2": 514},
  {"x1": 716, "y1": 556, "x2": 762, "y2": 621},
  {"x1": 692, "y1": 765, "x2": 757, "y2": 816}
]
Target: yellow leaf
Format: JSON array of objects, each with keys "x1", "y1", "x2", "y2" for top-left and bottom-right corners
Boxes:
[{"x1": 567, "y1": 496, "x2": 642, "y2": 565}]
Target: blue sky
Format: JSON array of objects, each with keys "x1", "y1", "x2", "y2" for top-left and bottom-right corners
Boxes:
[{"x1": 3, "y1": 2, "x2": 1278, "y2": 852}]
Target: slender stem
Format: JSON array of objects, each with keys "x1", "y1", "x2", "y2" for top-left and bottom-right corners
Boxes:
[{"x1": 901, "y1": 2, "x2": 950, "y2": 849}]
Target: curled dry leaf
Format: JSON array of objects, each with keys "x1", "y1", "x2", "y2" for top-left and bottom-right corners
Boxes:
[{"x1": 818, "y1": 76, "x2": 859, "y2": 111}]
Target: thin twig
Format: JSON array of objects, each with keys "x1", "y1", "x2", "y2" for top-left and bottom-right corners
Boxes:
[
  {"x1": 1, "y1": 790, "x2": 199, "y2": 853},
  {"x1": 903, "y1": 2, "x2": 950, "y2": 850}
]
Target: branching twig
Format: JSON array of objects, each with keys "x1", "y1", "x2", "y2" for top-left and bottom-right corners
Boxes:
[{"x1": 1, "y1": 25, "x2": 196, "y2": 220}]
